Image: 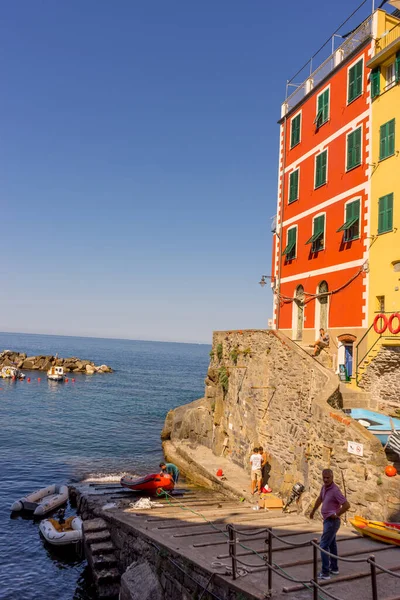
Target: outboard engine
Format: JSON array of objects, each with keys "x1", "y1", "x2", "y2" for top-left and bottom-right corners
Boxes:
[{"x1": 283, "y1": 482, "x2": 305, "y2": 512}]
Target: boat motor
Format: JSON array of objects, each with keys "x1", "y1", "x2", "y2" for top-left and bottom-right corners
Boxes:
[
  {"x1": 283, "y1": 482, "x2": 305, "y2": 512},
  {"x1": 57, "y1": 507, "x2": 66, "y2": 525}
]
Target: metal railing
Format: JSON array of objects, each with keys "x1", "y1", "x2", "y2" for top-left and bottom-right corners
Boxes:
[
  {"x1": 375, "y1": 21, "x2": 400, "y2": 53},
  {"x1": 226, "y1": 524, "x2": 400, "y2": 600},
  {"x1": 285, "y1": 15, "x2": 373, "y2": 113}
]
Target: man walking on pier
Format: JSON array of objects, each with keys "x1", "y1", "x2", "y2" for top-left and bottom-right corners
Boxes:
[{"x1": 310, "y1": 469, "x2": 350, "y2": 580}]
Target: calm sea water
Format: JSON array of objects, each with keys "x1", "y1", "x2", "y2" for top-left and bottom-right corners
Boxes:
[{"x1": 0, "y1": 332, "x2": 210, "y2": 600}]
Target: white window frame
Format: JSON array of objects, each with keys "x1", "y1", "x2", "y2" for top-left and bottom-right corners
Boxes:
[
  {"x1": 286, "y1": 225, "x2": 298, "y2": 259},
  {"x1": 288, "y1": 167, "x2": 300, "y2": 203},
  {"x1": 315, "y1": 84, "x2": 331, "y2": 127},
  {"x1": 314, "y1": 148, "x2": 329, "y2": 189},
  {"x1": 346, "y1": 57, "x2": 364, "y2": 105},
  {"x1": 343, "y1": 197, "x2": 361, "y2": 241},
  {"x1": 386, "y1": 62, "x2": 395, "y2": 90},
  {"x1": 311, "y1": 211, "x2": 326, "y2": 252},
  {"x1": 345, "y1": 125, "x2": 363, "y2": 172},
  {"x1": 290, "y1": 110, "x2": 302, "y2": 149}
]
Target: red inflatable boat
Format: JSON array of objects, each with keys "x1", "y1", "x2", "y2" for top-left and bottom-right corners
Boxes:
[{"x1": 120, "y1": 473, "x2": 174, "y2": 494}]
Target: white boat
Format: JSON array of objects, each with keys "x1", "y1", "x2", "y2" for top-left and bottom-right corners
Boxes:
[
  {"x1": 39, "y1": 515, "x2": 83, "y2": 546},
  {"x1": 11, "y1": 484, "x2": 69, "y2": 516},
  {"x1": 47, "y1": 366, "x2": 64, "y2": 381},
  {"x1": 1, "y1": 366, "x2": 25, "y2": 380}
]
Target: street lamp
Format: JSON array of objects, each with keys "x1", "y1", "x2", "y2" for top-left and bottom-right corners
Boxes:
[{"x1": 258, "y1": 275, "x2": 274, "y2": 287}]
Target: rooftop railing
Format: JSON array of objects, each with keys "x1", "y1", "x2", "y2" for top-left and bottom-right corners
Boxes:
[
  {"x1": 283, "y1": 15, "x2": 373, "y2": 116},
  {"x1": 375, "y1": 20, "x2": 400, "y2": 52}
]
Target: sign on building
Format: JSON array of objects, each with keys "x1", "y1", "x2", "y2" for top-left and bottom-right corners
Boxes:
[{"x1": 347, "y1": 441, "x2": 364, "y2": 456}]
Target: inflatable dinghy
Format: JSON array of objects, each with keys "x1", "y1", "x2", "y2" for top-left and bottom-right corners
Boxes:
[
  {"x1": 39, "y1": 515, "x2": 83, "y2": 546},
  {"x1": 11, "y1": 484, "x2": 69, "y2": 516},
  {"x1": 120, "y1": 473, "x2": 174, "y2": 494}
]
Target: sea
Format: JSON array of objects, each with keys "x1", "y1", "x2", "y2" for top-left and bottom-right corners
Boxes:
[{"x1": 0, "y1": 332, "x2": 210, "y2": 600}]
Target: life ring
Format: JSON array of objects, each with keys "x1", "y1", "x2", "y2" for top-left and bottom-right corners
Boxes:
[
  {"x1": 373, "y1": 314, "x2": 388, "y2": 334},
  {"x1": 388, "y1": 313, "x2": 400, "y2": 335}
]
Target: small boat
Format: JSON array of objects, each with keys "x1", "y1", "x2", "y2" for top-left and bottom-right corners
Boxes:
[
  {"x1": 47, "y1": 366, "x2": 64, "y2": 381},
  {"x1": 39, "y1": 515, "x2": 83, "y2": 546},
  {"x1": 350, "y1": 515, "x2": 400, "y2": 546},
  {"x1": 11, "y1": 484, "x2": 69, "y2": 516},
  {"x1": 120, "y1": 473, "x2": 174, "y2": 494},
  {"x1": 1, "y1": 366, "x2": 25, "y2": 380},
  {"x1": 344, "y1": 408, "x2": 400, "y2": 445}
]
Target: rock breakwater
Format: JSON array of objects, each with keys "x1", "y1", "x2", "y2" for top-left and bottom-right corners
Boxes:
[{"x1": 0, "y1": 350, "x2": 112, "y2": 374}]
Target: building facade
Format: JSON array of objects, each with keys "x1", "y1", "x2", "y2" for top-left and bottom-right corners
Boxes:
[
  {"x1": 362, "y1": 10, "x2": 400, "y2": 378},
  {"x1": 271, "y1": 15, "x2": 377, "y2": 378}
]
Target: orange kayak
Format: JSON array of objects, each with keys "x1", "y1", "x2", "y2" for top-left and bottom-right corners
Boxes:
[
  {"x1": 350, "y1": 515, "x2": 400, "y2": 546},
  {"x1": 120, "y1": 473, "x2": 174, "y2": 494}
]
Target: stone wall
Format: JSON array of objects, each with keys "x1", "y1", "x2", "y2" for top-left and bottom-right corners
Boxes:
[
  {"x1": 162, "y1": 330, "x2": 400, "y2": 521},
  {"x1": 359, "y1": 345, "x2": 400, "y2": 414}
]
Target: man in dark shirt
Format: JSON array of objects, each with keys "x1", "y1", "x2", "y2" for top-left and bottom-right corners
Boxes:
[{"x1": 310, "y1": 469, "x2": 350, "y2": 580}]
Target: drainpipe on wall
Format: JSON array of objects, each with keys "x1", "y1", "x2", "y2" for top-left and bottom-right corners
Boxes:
[{"x1": 275, "y1": 109, "x2": 288, "y2": 330}]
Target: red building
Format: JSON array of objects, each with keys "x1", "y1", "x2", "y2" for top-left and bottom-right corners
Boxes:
[{"x1": 272, "y1": 15, "x2": 374, "y2": 362}]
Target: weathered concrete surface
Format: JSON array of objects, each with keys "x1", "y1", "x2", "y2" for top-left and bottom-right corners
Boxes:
[
  {"x1": 120, "y1": 561, "x2": 163, "y2": 600},
  {"x1": 73, "y1": 478, "x2": 400, "y2": 600},
  {"x1": 162, "y1": 329, "x2": 400, "y2": 521}
]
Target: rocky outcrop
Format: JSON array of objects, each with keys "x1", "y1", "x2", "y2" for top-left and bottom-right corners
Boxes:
[
  {"x1": 0, "y1": 350, "x2": 112, "y2": 374},
  {"x1": 162, "y1": 329, "x2": 400, "y2": 521}
]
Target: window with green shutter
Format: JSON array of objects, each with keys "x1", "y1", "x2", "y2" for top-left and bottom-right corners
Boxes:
[
  {"x1": 316, "y1": 89, "x2": 329, "y2": 128},
  {"x1": 282, "y1": 227, "x2": 297, "y2": 260},
  {"x1": 291, "y1": 114, "x2": 301, "y2": 148},
  {"x1": 306, "y1": 214, "x2": 325, "y2": 252},
  {"x1": 337, "y1": 199, "x2": 360, "y2": 241},
  {"x1": 378, "y1": 193, "x2": 393, "y2": 234},
  {"x1": 347, "y1": 127, "x2": 362, "y2": 171},
  {"x1": 379, "y1": 119, "x2": 395, "y2": 160},
  {"x1": 396, "y1": 52, "x2": 400, "y2": 83},
  {"x1": 348, "y1": 59, "x2": 363, "y2": 103},
  {"x1": 289, "y1": 169, "x2": 299, "y2": 203},
  {"x1": 315, "y1": 150, "x2": 327, "y2": 188},
  {"x1": 371, "y1": 67, "x2": 380, "y2": 99}
]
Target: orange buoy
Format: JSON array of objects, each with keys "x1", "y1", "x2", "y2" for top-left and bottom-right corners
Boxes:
[
  {"x1": 27, "y1": 378, "x2": 31, "y2": 383},
  {"x1": 38, "y1": 377, "x2": 41, "y2": 382},
  {"x1": 385, "y1": 465, "x2": 397, "y2": 477},
  {"x1": 12, "y1": 376, "x2": 16, "y2": 381},
  {"x1": 72, "y1": 378, "x2": 75, "y2": 382},
  {"x1": 65, "y1": 378, "x2": 68, "y2": 382},
  {"x1": 216, "y1": 469, "x2": 223, "y2": 477}
]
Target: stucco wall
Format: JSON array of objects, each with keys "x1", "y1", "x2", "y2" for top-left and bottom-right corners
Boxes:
[{"x1": 163, "y1": 329, "x2": 400, "y2": 520}]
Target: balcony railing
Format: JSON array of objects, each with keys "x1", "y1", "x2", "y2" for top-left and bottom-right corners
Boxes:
[
  {"x1": 283, "y1": 15, "x2": 373, "y2": 115},
  {"x1": 375, "y1": 20, "x2": 400, "y2": 53}
]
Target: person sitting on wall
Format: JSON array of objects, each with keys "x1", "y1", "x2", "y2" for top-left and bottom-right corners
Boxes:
[
  {"x1": 160, "y1": 462, "x2": 180, "y2": 484},
  {"x1": 250, "y1": 447, "x2": 263, "y2": 495},
  {"x1": 312, "y1": 328, "x2": 330, "y2": 356}
]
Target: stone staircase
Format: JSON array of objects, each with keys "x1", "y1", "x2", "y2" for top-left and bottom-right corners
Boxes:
[
  {"x1": 83, "y1": 518, "x2": 120, "y2": 599},
  {"x1": 339, "y1": 382, "x2": 373, "y2": 409}
]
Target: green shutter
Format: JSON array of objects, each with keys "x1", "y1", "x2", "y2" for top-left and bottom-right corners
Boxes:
[
  {"x1": 282, "y1": 227, "x2": 297, "y2": 258},
  {"x1": 316, "y1": 89, "x2": 329, "y2": 127},
  {"x1": 291, "y1": 114, "x2": 301, "y2": 148},
  {"x1": 315, "y1": 151, "x2": 327, "y2": 188},
  {"x1": 348, "y1": 60, "x2": 363, "y2": 102},
  {"x1": 380, "y1": 119, "x2": 395, "y2": 160},
  {"x1": 395, "y1": 52, "x2": 400, "y2": 83},
  {"x1": 347, "y1": 128, "x2": 362, "y2": 170},
  {"x1": 337, "y1": 199, "x2": 360, "y2": 239},
  {"x1": 306, "y1": 215, "x2": 325, "y2": 249},
  {"x1": 371, "y1": 67, "x2": 380, "y2": 99},
  {"x1": 289, "y1": 169, "x2": 299, "y2": 203},
  {"x1": 378, "y1": 193, "x2": 394, "y2": 234}
]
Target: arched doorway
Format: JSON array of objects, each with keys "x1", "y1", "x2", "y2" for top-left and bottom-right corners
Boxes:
[
  {"x1": 316, "y1": 280, "x2": 329, "y2": 332},
  {"x1": 294, "y1": 285, "x2": 304, "y2": 341}
]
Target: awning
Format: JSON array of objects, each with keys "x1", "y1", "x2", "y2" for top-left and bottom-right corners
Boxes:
[
  {"x1": 336, "y1": 216, "x2": 359, "y2": 232},
  {"x1": 282, "y1": 241, "x2": 295, "y2": 256},
  {"x1": 306, "y1": 230, "x2": 323, "y2": 244}
]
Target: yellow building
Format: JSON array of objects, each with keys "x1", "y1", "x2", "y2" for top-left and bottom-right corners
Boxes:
[{"x1": 357, "y1": 9, "x2": 400, "y2": 384}]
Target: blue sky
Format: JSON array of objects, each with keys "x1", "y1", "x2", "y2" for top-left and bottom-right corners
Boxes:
[{"x1": 1, "y1": 0, "x2": 377, "y2": 343}]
